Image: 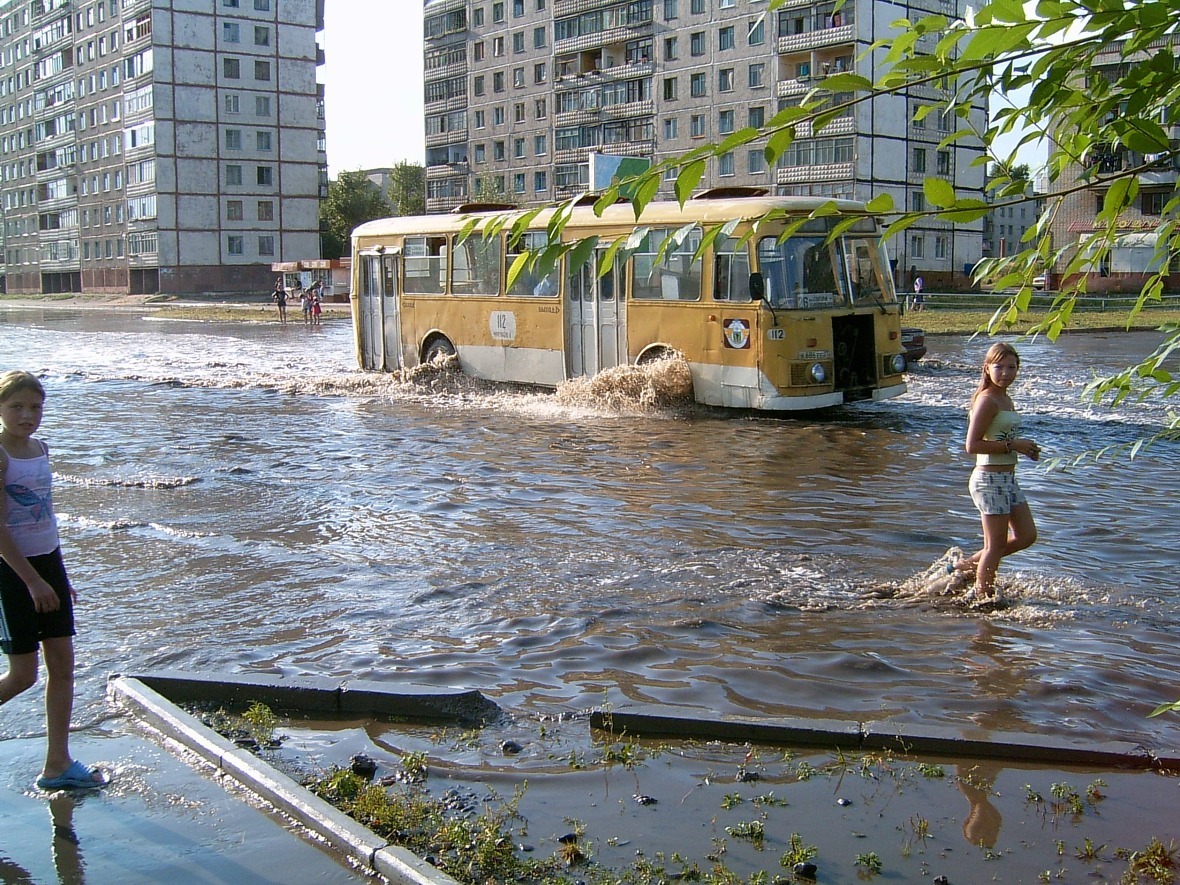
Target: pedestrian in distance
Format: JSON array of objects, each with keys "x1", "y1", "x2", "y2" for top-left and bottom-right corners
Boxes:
[
  {"x1": 0, "y1": 371, "x2": 105, "y2": 791},
  {"x1": 271, "y1": 278, "x2": 288, "y2": 325},
  {"x1": 912, "y1": 275, "x2": 925, "y2": 311},
  {"x1": 299, "y1": 287, "x2": 312, "y2": 326},
  {"x1": 956, "y1": 343, "x2": 1040, "y2": 602},
  {"x1": 311, "y1": 288, "x2": 323, "y2": 326}
]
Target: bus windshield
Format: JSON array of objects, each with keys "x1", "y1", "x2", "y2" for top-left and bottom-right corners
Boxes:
[{"x1": 756, "y1": 232, "x2": 896, "y2": 309}]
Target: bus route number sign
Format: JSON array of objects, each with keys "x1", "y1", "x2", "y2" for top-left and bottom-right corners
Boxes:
[{"x1": 490, "y1": 311, "x2": 516, "y2": 341}]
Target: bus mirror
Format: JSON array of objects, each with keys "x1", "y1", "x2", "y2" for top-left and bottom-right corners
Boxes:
[{"x1": 749, "y1": 272, "x2": 765, "y2": 302}]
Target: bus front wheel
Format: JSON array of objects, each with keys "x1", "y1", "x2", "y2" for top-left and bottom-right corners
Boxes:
[{"x1": 423, "y1": 337, "x2": 456, "y2": 364}]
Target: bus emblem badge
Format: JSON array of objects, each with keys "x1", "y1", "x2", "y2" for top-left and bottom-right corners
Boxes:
[{"x1": 722, "y1": 319, "x2": 751, "y2": 350}]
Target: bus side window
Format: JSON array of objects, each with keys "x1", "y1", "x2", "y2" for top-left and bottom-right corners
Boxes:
[
  {"x1": 403, "y1": 235, "x2": 447, "y2": 295},
  {"x1": 506, "y1": 231, "x2": 556, "y2": 297},
  {"x1": 713, "y1": 237, "x2": 751, "y2": 302},
  {"x1": 633, "y1": 228, "x2": 702, "y2": 301},
  {"x1": 452, "y1": 233, "x2": 502, "y2": 296}
]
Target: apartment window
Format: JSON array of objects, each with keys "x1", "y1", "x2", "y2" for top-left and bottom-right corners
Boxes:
[
  {"x1": 224, "y1": 94, "x2": 240, "y2": 114},
  {"x1": 258, "y1": 235, "x2": 275, "y2": 256},
  {"x1": 226, "y1": 199, "x2": 244, "y2": 220},
  {"x1": 256, "y1": 131, "x2": 272, "y2": 151},
  {"x1": 226, "y1": 164, "x2": 243, "y2": 185},
  {"x1": 748, "y1": 106, "x2": 764, "y2": 128},
  {"x1": 513, "y1": 173, "x2": 525, "y2": 194},
  {"x1": 227, "y1": 235, "x2": 244, "y2": 255},
  {"x1": 718, "y1": 152, "x2": 734, "y2": 175},
  {"x1": 225, "y1": 128, "x2": 242, "y2": 150},
  {"x1": 257, "y1": 200, "x2": 274, "y2": 221},
  {"x1": 493, "y1": 36, "x2": 504, "y2": 56},
  {"x1": 664, "y1": 117, "x2": 678, "y2": 138},
  {"x1": 664, "y1": 37, "x2": 677, "y2": 60},
  {"x1": 690, "y1": 32, "x2": 705, "y2": 56},
  {"x1": 255, "y1": 95, "x2": 271, "y2": 116},
  {"x1": 474, "y1": 143, "x2": 487, "y2": 163},
  {"x1": 493, "y1": 71, "x2": 504, "y2": 92},
  {"x1": 664, "y1": 0, "x2": 678, "y2": 19},
  {"x1": 718, "y1": 109, "x2": 734, "y2": 134},
  {"x1": 718, "y1": 68, "x2": 733, "y2": 92},
  {"x1": 492, "y1": 2, "x2": 504, "y2": 22},
  {"x1": 255, "y1": 0, "x2": 270, "y2": 8},
  {"x1": 691, "y1": 0, "x2": 704, "y2": 12},
  {"x1": 475, "y1": 110, "x2": 486, "y2": 128},
  {"x1": 690, "y1": 113, "x2": 705, "y2": 137},
  {"x1": 473, "y1": 7, "x2": 485, "y2": 25},
  {"x1": 513, "y1": 31, "x2": 525, "y2": 53},
  {"x1": 223, "y1": 22, "x2": 240, "y2": 43},
  {"x1": 534, "y1": 62, "x2": 546, "y2": 83},
  {"x1": 223, "y1": 0, "x2": 240, "y2": 6},
  {"x1": 719, "y1": 26, "x2": 734, "y2": 51},
  {"x1": 910, "y1": 235, "x2": 925, "y2": 259},
  {"x1": 223, "y1": 57, "x2": 240, "y2": 79},
  {"x1": 1143, "y1": 191, "x2": 1168, "y2": 215},
  {"x1": 719, "y1": 0, "x2": 734, "y2": 7},
  {"x1": 663, "y1": 77, "x2": 678, "y2": 100},
  {"x1": 513, "y1": 0, "x2": 524, "y2": 15},
  {"x1": 254, "y1": 60, "x2": 270, "y2": 81},
  {"x1": 254, "y1": 26, "x2": 269, "y2": 47},
  {"x1": 494, "y1": 141, "x2": 505, "y2": 160},
  {"x1": 913, "y1": 148, "x2": 927, "y2": 173},
  {"x1": 911, "y1": 191, "x2": 925, "y2": 212},
  {"x1": 493, "y1": 106, "x2": 505, "y2": 125},
  {"x1": 513, "y1": 67, "x2": 525, "y2": 88},
  {"x1": 535, "y1": 98, "x2": 547, "y2": 118},
  {"x1": 474, "y1": 42, "x2": 485, "y2": 61},
  {"x1": 935, "y1": 235, "x2": 948, "y2": 259},
  {"x1": 534, "y1": 27, "x2": 546, "y2": 48},
  {"x1": 534, "y1": 134, "x2": 547, "y2": 154},
  {"x1": 748, "y1": 63, "x2": 764, "y2": 88},
  {"x1": 748, "y1": 18, "x2": 765, "y2": 44},
  {"x1": 747, "y1": 149, "x2": 767, "y2": 174},
  {"x1": 534, "y1": 171, "x2": 547, "y2": 192},
  {"x1": 937, "y1": 150, "x2": 951, "y2": 175},
  {"x1": 514, "y1": 137, "x2": 525, "y2": 159},
  {"x1": 256, "y1": 165, "x2": 273, "y2": 185},
  {"x1": 513, "y1": 102, "x2": 525, "y2": 123},
  {"x1": 474, "y1": 75, "x2": 485, "y2": 96},
  {"x1": 690, "y1": 73, "x2": 706, "y2": 97}
]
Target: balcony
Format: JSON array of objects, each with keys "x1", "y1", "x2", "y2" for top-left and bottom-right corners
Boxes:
[
  {"x1": 555, "y1": 0, "x2": 618, "y2": 16},
  {"x1": 777, "y1": 23, "x2": 853, "y2": 55},
  {"x1": 776, "y1": 162, "x2": 853, "y2": 185},
  {"x1": 425, "y1": 60, "x2": 467, "y2": 82},
  {"x1": 426, "y1": 162, "x2": 469, "y2": 180},
  {"x1": 600, "y1": 99, "x2": 654, "y2": 121},
  {"x1": 423, "y1": 94, "x2": 469, "y2": 114},
  {"x1": 425, "y1": 128, "x2": 468, "y2": 148},
  {"x1": 555, "y1": 22, "x2": 653, "y2": 57},
  {"x1": 555, "y1": 107, "x2": 601, "y2": 126}
]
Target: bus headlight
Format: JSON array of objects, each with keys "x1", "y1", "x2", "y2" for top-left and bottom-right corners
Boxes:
[
  {"x1": 890, "y1": 354, "x2": 907, "y2": 374},
  {"x1": 809, "y1": 362, "x2": 826, "y2": 383}
]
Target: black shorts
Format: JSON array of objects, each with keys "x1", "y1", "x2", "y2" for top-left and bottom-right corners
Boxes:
[{"x1": 0, "y1": 548, "x2": 76, "y2": 655}]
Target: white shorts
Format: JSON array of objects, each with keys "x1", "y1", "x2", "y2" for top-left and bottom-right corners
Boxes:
[{"x1": 969, "y1": 469, "x2": 1027, "y2": 516}]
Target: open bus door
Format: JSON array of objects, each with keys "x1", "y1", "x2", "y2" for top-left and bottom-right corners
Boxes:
[
  {"x1": 358, "y1": 251, "x2": 384, "y2": 370},
  {"x1": 380, "y1": 251, "x2": 403, "y2": 370},
  {"x1": 565, "y1": 248, "x2": 625, "y2": 377}
]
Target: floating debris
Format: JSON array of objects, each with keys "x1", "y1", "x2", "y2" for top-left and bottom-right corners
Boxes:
[
  {"x1": 633, "y1": 793, "x2": 658, "y2": 806},
  {"x1": 500, "y1": 739, "x2": 524, "y2": 756},
  {"x1": 349, "y1": 754, "x2": 377, "y2": 780}
]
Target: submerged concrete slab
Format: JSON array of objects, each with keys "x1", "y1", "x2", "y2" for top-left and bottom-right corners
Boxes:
[
  {"x1": 109, "y1": 675, "x2": 461, "y2": 885},
  {"x1": 339, "y1": 679, "x2": 501, "y2": 725},
  {"x1": 862, "y1": 722, "x2": 1151, "y2": 766},
  {"x1": 121, "y1": 670, "x2": 344, "y2": 714},
  {"x1": 590, "y1": 708, "x2": 864, "y2": 749}
]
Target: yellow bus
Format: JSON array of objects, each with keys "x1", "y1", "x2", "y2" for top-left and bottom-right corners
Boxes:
[{"x1": 350, "y1": 193, "x2": 908, "y2": 410}]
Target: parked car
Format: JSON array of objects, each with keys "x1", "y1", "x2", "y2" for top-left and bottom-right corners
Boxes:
[{"x1": 902, "y1": 327, "x2": 927, "y2": 366}]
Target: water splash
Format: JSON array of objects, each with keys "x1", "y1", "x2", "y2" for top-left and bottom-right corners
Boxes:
[{"x1": 555, "y1": 356, "x2": 695, "y2": 412}]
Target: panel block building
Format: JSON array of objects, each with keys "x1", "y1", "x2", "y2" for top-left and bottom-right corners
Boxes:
[
  {"x1": 423, "y1": 0, "x2": 987, "y2": 286},
  {"x1": 0, "y1": 0, "x2": 326, "y2": 297}
]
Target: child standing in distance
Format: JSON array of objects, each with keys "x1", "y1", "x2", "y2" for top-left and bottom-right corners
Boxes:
[
  {"x1": 958, "y1": 343, "x2": 1040, "y2": 600},
  {"x1": 0, "y1": 372, "x2": 103, "y2": 790}
]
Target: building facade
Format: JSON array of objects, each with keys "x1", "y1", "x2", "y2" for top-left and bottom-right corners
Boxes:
[
  {"x1": 0, "y1": 0, "x2": 326, "y2": 297},
  {"x1": 423, "y1": 0, "x2": 987, "y2": 287}
]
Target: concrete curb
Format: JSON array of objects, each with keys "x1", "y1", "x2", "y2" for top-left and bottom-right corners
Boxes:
[
  {"x1": 107, "y1": 675, "x2": 462, "y2": 885},
  {"x1": 589, "y1": 708, "x2": 1164, "y2": 769}
]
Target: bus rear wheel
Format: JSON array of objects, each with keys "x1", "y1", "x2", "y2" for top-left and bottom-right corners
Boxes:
[{"x1": 423, "y1": 337, "x2": 456, "y2": 364}]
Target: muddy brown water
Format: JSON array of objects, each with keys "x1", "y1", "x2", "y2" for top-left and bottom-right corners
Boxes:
[{"x1": 1, "y1": 307, "x2": 1177, "y2": 882}]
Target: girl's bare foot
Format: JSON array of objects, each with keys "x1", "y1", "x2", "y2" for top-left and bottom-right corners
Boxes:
[{"x1": 955, "y1": 556, "x2": 979, "y2": 574}]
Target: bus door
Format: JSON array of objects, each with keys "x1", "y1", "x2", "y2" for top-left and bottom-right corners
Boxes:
[
  {"x1": 380, "y1": 251, "x2": 403, "y2": 370},
  {"x1": 565, "y1": 248, "x2": 624, "y2": 377},
  {"x1": 358, "y1": 252, "x2": 384, "y2": 370}
]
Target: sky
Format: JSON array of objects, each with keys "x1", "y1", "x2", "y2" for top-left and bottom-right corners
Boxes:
[{"x1": 321, "y1": 2, "x2": 426, "y2": 175}]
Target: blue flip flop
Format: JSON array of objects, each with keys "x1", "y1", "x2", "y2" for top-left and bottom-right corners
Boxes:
[{"x1": 36, "y1": 760, "x2": 105, "y2": 791}]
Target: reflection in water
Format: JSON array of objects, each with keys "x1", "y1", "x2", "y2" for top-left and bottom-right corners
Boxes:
[
  {"x1": 50, "y1": 794, "x2": 85, "y2": 884},
  {"x1": 957, "y1": 761, "x2": 1003, "y2": 848}
]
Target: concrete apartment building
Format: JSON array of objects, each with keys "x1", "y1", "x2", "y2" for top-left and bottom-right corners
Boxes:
[
  {"x1": 0, "y1": 0, "x2": 326, "y2": 297},
  {"x1": 423, "y1": 0, "x2": 987, "y2": 287},
  {"x1": 1044, "y1": 36, "x2": 1180, "y2": 294}
]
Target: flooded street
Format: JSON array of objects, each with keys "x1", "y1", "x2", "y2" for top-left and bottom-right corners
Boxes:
[{"x1": 1, "y1": 304, "x2": 1177, "y2": 759}]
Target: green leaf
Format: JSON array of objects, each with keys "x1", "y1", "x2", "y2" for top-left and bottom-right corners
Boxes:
[
  {"x1": 675, "y1": 160, "x2": 706, "y2": 206},
  {"x1": 923, "y1": 177, "x2": 958, "y2": 209}
]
